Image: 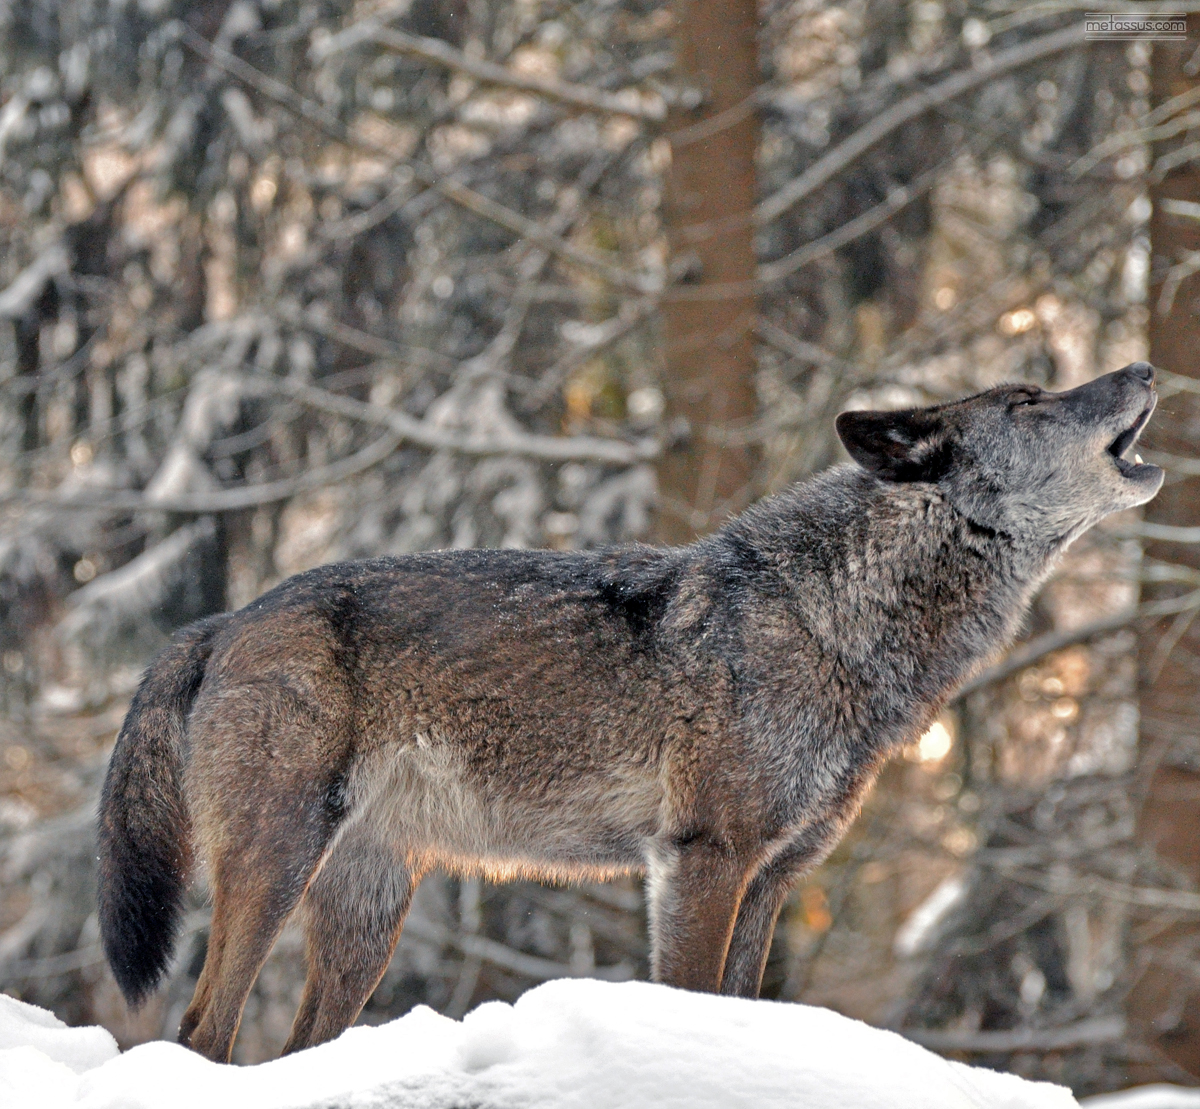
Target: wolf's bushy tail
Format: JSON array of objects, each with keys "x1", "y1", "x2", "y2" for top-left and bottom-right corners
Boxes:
[{"x1": 98, "y1": 613, "x2": 231, "y2": 1007}]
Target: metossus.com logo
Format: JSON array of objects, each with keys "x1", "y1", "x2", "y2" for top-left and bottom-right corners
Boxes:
[{"x1": 1085, "y1": 13, "x2": 1187, "y2": 40}]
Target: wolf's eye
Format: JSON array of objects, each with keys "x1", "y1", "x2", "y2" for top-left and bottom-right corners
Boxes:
[{"x1": 1009, "y1": 390, "x2": 1040, "y2": 408}]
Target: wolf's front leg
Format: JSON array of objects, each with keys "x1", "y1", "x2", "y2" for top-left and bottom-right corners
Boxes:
[
  {"x1": 720, "y1": 827, "x2": 836, "y2": 998},
  {"x1": 645, "y1": 837, "x2": 751, "y2": 992}
]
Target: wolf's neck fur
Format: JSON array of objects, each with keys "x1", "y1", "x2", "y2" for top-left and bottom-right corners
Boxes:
[{"x1": 711, "y1": 464, "x2": 1048, "y2": 754}]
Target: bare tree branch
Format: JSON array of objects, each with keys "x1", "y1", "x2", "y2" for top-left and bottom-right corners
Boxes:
[
  {"x1": 998, "y1": 864, "x2": 1200, "y2": 915},
  {"x1": 758, "y1": 165, "x2": 943, "y2": 284},
  {"x1": 174, "y1": 23, "x2": 656, "y2": 294},
  {"x1": 315, "y1": 22, "x2": 664, "y2": 121},
  {"x1": 260, "y1": 376, "x2": 660, "y2": 465},
  {"x1": 0, "y1": 374, "x2": 661, "y2": 515},
  {"x1": 665, "y1": 163, "x2": 943, "y2": 300},
  {"x1": 753, "y1": 319, "x2": 849, "y2": 372},
  {"x1": 903, "y1": 1016, "x2": 1125, "y2": 1053},
  {"x1": 0, "y1": 244, "x2": 68, "y2": 319},
  {"x1": 518, "y1": 298, "x2": 657, "y2": 411},
  {"x1": 274, "y1": 301, "x2": 452, "y2": 368},
  {"x1": 398, "y1": 913, "x2": 635, "y2": 983},
  {"x1": 1118, "y1": 522, "x2": 1200, "y2": 544},
  {"x1": 1157, "y1": 367, "x2": 1200, "y2": 394},
  {"x1": 754, "y1": 22, "x2": 1086, "y2": 227},
  {"x1": 2, "y1": 430, "x2": 405, "y2": 513},
  {"x1": 1144, "y1": 450, "x2": 1200, "y2": 476},
  {"x1": 954, "y1": 590, "x2": 1200, "y2": 700},
  {"x1": 1071, "y1": 111, "x2": 1200, "y2": 178}
]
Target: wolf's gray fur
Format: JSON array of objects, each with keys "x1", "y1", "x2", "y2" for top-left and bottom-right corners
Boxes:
[{"x1": 97, "y1": 363, "x2": 1162, "y2": 1061}]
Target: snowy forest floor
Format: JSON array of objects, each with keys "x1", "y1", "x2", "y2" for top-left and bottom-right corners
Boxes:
[{"x1": 4, "y1": 977, "x2": 1196, "y2": 1109}]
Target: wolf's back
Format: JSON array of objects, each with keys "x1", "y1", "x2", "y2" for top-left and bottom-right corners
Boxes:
[{"x1": 98, "y1": 612, "x2": 230, "y2": 1006}]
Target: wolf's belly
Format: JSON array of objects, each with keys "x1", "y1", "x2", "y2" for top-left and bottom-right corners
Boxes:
[{"x1": 346, "y1": 740, "x2": 658, "y2": 879}]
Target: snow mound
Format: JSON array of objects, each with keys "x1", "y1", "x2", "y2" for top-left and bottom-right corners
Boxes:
[
  {"x1": 0, "y1": 993, "x2": 118, "y2": 1073},
  {"x1": 1081, "y1": 1087, "x2": 1200, "y2": 1109},
  {"x1": 1, "y1": 979, "x2": 1080, "y2": 1109}
]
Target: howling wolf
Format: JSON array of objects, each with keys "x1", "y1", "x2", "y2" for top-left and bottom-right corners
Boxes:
[{"x1": 98, "y1": 362, "x2": 1162, "y2": 1062}]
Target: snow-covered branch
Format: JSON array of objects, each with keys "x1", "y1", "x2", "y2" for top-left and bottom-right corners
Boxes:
[{"x1": 316, "y1": 22, "x2": 664, "y2": 121}]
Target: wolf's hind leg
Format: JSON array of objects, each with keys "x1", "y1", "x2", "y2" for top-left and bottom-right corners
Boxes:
[
  {"x1": 177, "y1": 687, "x2": 349, "y2": 1062},
  {"x1": 282, "y1": 824, "x2": 415, "y2": 1054},
  {"x1": 178, "y1": 792, "x2": 338, "y2": 1062}
]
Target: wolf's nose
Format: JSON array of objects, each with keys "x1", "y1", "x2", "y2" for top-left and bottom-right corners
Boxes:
[{"x1": 1127, "y1": 361, "x2": 1156, "y2": 383}]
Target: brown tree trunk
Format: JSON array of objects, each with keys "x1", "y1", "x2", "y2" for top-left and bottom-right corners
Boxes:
[
  {"x1": 657, "y1": 0, "x2": 760, "y2": 543},
  {"x1": 1129, "y1": 34, "x2": 1200, "y2": 1082}
]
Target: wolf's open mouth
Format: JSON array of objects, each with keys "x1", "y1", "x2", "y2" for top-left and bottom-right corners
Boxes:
[{"x1": 1107, "y1": 398, "x2": 1156, "y2": 476}]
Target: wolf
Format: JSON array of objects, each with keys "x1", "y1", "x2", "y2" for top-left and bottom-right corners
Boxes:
[{"x1": 97, "y1": 362, "x2": 1162, "y2": 1062}]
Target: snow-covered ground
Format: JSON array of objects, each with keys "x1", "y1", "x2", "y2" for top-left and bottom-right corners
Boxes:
[
  {"x1": 1083, "y1": 1090, "x2": 1200, "y2": 1109},
  {"x1": 0, "y1": 978, "x2": 1194, "y2": 1109}
]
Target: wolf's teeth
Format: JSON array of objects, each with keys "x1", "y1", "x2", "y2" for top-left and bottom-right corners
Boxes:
[{"x1": 1135, "y1": 453, "x2": 1144, "y2": 464}]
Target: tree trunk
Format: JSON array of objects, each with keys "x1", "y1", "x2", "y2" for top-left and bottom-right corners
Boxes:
[
  {"x1": 657, "y1": 0, "x2": 760, "y2": 542},
  {"x1": 1128, "y1": 36, "x2": 1200, "y2": 1082}
]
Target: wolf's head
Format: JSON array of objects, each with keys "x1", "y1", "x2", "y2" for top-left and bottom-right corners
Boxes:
[{"x1": 836, "y1": 363, "x2": 1164, "y2": 551}]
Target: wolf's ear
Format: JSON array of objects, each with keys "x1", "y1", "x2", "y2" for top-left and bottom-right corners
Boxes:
[{"x1": 835, "y1": 408, "x2": 953, "y2": 482}]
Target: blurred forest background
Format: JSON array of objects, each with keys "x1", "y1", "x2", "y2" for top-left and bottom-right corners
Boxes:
[{"x1": 2, "y1": 0, "x2": 1200, "y2": 1097}]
